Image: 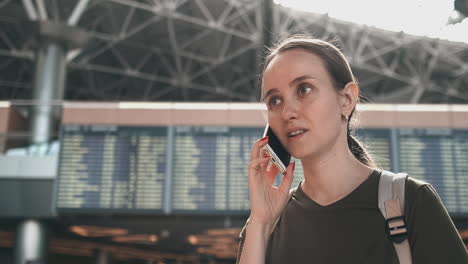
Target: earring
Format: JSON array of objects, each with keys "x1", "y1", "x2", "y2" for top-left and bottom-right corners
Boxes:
[{"x1": 342, "y1": 113, "x2": 348, "y2": 121}]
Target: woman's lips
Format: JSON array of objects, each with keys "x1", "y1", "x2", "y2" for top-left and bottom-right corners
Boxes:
[{"x1": 287, "y1": 130, "x2": 307, "y2": 141}]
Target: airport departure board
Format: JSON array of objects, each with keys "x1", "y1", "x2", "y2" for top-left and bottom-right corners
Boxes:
[
  {"x1": 56, "y1": 125, "x2": 167, "y2": 212},
  {"x1": 398, "y1": 129, "x2": 468, "y2": 214},
  {"x1": 55, "y1": 125, "x2": 468, "y2": 215},
  {"x1": 171, "y1": 126, "x2": 262, "y2": 212}
]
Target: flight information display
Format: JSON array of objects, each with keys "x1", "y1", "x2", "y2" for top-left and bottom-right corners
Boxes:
[
  {"x1": 171, "y1": 126, "x2": 262, "y2": 212},
  {"x1": 56, "y1": 125, "x2": 167, "y2": 212},
  {"x1": 398, "y1": 129, "x2": 468, "y2": 214},
  {"x1": 55, "y1": 125, "x2": 467, "y2": 215}
]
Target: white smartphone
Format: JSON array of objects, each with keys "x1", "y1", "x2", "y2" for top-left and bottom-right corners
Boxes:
[{"x1": 262, "y1": 124, "x2": 291, "y2": 174}]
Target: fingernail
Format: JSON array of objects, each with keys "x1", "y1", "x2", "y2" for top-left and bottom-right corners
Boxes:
[
  {"x1": 260, "y1": 136, "x2": 268, "y2": 142},
  {"x1": 292, "y1": 162, "x2": 296, "y2": 172}
]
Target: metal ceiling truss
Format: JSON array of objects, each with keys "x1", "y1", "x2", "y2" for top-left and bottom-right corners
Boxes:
[
  {"x1": 0, "y1": 0, "x2": 467, "y2": 103},
  {"x1": 274, "y1": 6, "x2": 468, "y2": 103}
]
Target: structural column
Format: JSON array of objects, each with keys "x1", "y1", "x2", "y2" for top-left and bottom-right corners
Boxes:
[
  {"x1": 15, "y1": 21, "x2": 87, "y2": 264},
  {"x1": 15, "y1": 220, "x2": 48, "y2": 264},
  {"x1": 30, "y1": 41, "x2": 67, "y2": 148}
]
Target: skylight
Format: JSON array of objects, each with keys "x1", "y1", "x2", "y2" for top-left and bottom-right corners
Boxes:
[{"x1": 275, "y1": 0, "x2": 468, "y2": 43}]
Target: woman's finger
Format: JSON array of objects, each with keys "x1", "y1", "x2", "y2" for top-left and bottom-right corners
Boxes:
[
  {"x1": 259, "y1": 147, "x2": 266, "y2": 158},
  {"x1": 250, "y1": 136, "x2": 269, "y2": 161},
  {"x1": 248, "y1": 157, "x2": 271, "y2": 174},
  {"x1": 278, "y1": 162, "x2": 295, "y2": 194},
  {"x1": 264, "y1": 163, "x2": 279, "y2": 185}
]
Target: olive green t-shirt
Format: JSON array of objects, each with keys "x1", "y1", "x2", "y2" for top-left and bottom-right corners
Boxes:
[{"x1": 237, "y1": 170, "x2": 468, "y2": 264}]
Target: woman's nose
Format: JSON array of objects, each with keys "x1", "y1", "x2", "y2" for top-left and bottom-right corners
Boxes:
[{"x1": 281, "y1": 98, "x2": 299, "y2": 120}]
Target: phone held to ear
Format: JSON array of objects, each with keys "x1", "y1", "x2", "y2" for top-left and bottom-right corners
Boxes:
[{"x1": 262, "y1": 125, "x2": 291, "y2": 174}]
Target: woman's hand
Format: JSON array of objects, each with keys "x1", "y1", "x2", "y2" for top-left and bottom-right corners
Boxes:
[{"x1": 248, "y1": 136, "x2": 295, "y2": 227}]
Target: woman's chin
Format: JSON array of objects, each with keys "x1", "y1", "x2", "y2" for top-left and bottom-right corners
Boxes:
[
  {"x1": 289, "y1": 150, "x2": 310, "y2": 160},
  {"x1": 290, "y1": 148, "x2": 322, "y2": 161}
]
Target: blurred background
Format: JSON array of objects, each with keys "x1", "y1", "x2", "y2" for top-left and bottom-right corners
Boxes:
[{"x1": 0, "y1": 0, "x2": 468, "y2": 263}]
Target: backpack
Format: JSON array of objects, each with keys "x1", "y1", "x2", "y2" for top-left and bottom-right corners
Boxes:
[{"x1": 237, "y1": 170, "x2": 413, "y2": 264}]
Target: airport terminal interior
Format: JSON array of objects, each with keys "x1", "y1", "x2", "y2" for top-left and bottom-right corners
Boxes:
[{"x1": 0, "y1": 0, "x2": 468, "y2": 263}]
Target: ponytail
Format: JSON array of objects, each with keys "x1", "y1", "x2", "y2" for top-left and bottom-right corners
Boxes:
[{"x1": 346, "y1": 110, "x2": 378, "y2": 168}]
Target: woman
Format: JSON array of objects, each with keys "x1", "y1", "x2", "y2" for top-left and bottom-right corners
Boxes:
[{"x1": 237, "y1": 35, "x2": 468, "y2": 263}]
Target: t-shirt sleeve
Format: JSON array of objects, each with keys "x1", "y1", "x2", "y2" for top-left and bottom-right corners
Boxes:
[
  {"x1": 405, "y1": 181, "x2": 468, "y2": 263},
  {"x1": 236, "y1": 219, "x2": 249, "y2": 264}
]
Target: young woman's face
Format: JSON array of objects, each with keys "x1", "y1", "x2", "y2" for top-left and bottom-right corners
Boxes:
[{"x1": 262, "y1": 49, "x2": 347, "y2": 160}]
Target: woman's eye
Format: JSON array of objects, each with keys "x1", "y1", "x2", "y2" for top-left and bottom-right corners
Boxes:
[
  {"x1": 298, "y1": 85, "x2": 313, "y2": 95},
  {"x1": 268, "y1": 97, "x2": 281, "y2": 107}
]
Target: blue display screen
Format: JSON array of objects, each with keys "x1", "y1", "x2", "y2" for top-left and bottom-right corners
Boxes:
[{"x1": 55, "y1": 125, "x2": 468, "y2": 215}]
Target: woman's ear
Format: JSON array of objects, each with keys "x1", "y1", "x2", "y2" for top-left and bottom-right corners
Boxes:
[{"x1": 340, "y1": 82, "x2": 359, "y2": 116}]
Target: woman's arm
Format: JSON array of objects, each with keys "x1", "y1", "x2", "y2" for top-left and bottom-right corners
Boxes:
[
  {"x1": 238, "y1": 220, "x2": 274, "y2": 264},
  {"x1": 236, "y1": 137, "x2": 295, "y2": 264}
]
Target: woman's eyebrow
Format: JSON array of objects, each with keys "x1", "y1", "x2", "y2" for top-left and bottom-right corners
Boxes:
[
  {"x1": 261, "y1": 75, "x2": 315, "y2": 100},
  {"x1": 289, "y1": 75, "x2": 315, "y2": 86},
  {"x1": 261, "y1": 88, "x2": 279, "y2": 101}
]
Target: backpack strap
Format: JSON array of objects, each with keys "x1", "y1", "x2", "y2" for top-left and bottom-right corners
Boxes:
[{"x1": 378, "y1": 170, "x2": 412, "y2": 264}]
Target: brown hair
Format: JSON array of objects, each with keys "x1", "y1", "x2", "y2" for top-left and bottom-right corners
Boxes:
[{"x1": 262, "y1": 35, "x2": 377, "y2": 168}]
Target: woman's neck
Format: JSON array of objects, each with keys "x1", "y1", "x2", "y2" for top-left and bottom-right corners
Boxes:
[{"x1": 299, "y1": 142, "x2": 373, "y2": 206}]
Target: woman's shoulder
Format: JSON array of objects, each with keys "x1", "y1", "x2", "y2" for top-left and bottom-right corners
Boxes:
[
  {"x1": 404, "y1": 175, "x2": 439, "y2": 201},
  {"x1": 402, "y1": 174, "x2": 445, "y2": 216},
  {"x1": 377, "y1": 170, "x2": 438, "y2": 211},
  {"x1": 401, "y1": 174, "x2": 468, "y2": 262},
  {"x1": 405, "y1": 175, "x2": 432, "y2": 194},
  {"x1": 378, "y1": 170, "x2": 432, "y2": 197}
]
